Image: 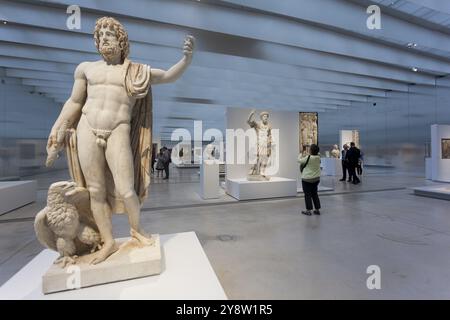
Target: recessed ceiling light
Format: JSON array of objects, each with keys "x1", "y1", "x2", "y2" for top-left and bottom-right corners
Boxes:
[{"x1": 412, "y1": 67, "x2": 418, "y2": 72}]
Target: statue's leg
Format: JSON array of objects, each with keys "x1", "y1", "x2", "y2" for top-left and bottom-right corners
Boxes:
[
  {"x1": 77, "y1": 116, "x2": 116, "y2": 264},
  {"x1": 262, "y1": 154, "x2": 269, "y2": 176},
  {"x1": 105, "y1": 124, "x2": 154, "y2": 246},
  {"x1": 256, "y1": 148, "x2": 263, "y2": 175},
  {"x1": 259, "y1": 157, "x2": 265, "y2": 176}
]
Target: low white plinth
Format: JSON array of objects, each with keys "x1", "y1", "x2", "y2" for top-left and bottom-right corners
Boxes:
[
  {"x1": 431, "y1": 125, "x2": 450, "y2": 182},
  {"x1": 321, "y1": 158, "x2": 342, "y2": 176},
  {"x1": 0, "y1": 232, "x2": 227, "y2": 300},
  {"x1": 175, "y1": 162, "x2": 200, "y2": 168},
  {"x1": 200, "y1": 160, "x2": 219, "y2": 199},
  {"x1": 412, "y1": 185, "x2": 450, "y2": 201},
  {"x1": 0, "y1": 180, "x2": 37, "y2": 215},
  {"x1": 226, "y1": 177, "x2": 297, "y2": 200},
  {"x1": 425, "y1": 157, "x2": 432, "y2": 180},
  {"x1": 43, "y1": 235, "x2": 162, "y2": 294}
]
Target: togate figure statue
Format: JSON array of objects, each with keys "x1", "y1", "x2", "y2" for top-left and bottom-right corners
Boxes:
[
  {"x1": 247, "y1": 109, "x2": 272, "y2": 181},
  {"x1": 331, "y1": 144, "x2": 340, "y2": 158},
  {"x1": 299, "y1": 113, "x2": 318, "y2": 156}
]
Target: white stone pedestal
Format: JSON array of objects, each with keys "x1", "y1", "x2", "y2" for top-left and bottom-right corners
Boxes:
[
  {"x1": 43, "y1": 235, "x2": 162, "y2": 294},
  {"x1": 321, "y1": 158, "x2": 342, "y2": 176},
  {"x1": 0, "y1": 180, "x2": 37, "y2": 215},
  {"x1": 425, "y1": 157, "x2": 432, "y2": 180},
  {"x1": 412, "y1": 185, "x2": 450, "y2": 201},
  {"x1": 226, "y1": 177, "x2": 297, "y2": 200},
  {"x1": 431, "y1": 124, "x2": 450, "y2": 182},
  {"x1": 200, "y1": 160, "x2": 219, "y2": 199},
  {"x1": 0, "y1": 232, "x2": 227, "y2": 300},
  {"x1": 175, "y1": 162, "x2": 199, "y2": 168}
]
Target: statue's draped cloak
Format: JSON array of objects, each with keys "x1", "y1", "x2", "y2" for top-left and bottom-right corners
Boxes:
[{"x1": 65, "y1": 59, "x2": 152, "y2": 214}]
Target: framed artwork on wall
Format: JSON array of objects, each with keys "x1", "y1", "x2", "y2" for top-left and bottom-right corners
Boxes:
[
  {"x1": 299, "y1": 112, "x2": 318, "y2": 156},
  {"x1": 441, "y1": 139, "x2": 450, "y2": 159}
]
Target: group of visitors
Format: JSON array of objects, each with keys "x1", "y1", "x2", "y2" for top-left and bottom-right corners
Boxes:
[
  {"x1": 151, "y1": 146, "x2": 171, "y2": 180},
  {"x1": 340, "y1": 142, "x2": 363, "y2": 184},
  {"x1": 298, "y1": 142, "x2": 363, "y2": 216}
]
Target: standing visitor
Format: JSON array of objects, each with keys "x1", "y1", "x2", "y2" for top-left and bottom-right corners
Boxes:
[
  {"x1": 151, "y1": 145, "x2": 156, "y2": 174},
  {"x1": 162, "y1": 147, "x2": 171, "y2": 180},
  {"x1": 298, "y1": 144, "x2": 322, "y2": 216},
  {"x1": 156, "y1": 148, "x2": 165, "y2": 178},
  {"x1": 339, "y1": 144, "x2": 349, "y2": 182},
  {"x1": 357, "y1": 149, "x2": 364, "y2": 177},
  {"x1": 345, "y1": 142, "x2": 361, "y2": 184}
]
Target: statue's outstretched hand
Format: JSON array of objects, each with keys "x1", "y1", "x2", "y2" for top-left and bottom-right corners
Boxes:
[
  {"x1": 183, "y1": 35, "x2": 195, "y2": 59},
  {"x1": 46, "y1": 129, "x2": 57, "y2": 153},
  {"x1": 45, "y1": 121, "x2": 68, "y2": 167}
]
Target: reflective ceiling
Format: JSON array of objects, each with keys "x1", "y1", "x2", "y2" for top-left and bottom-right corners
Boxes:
[{"x1": 0, "y1": 0, "x2": 450, "y2": 140}]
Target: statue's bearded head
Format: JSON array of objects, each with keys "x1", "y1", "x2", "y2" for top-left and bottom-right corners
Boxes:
[
  {"x1": 260, "y1": 111, "x2": 269, "y2": 125},
  {"x1": 94, "y1": 17, "x2": 129, "y2": 63}
]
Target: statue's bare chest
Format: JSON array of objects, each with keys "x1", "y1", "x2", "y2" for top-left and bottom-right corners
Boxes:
[
  {"x1": 257, "y1": 124, "x2": 271, "y2": 136},
  {"x1": 86, "y1": 63, "x2": 125, "y2": 88}
]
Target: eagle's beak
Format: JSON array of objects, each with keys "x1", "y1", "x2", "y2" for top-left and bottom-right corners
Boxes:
[{"x1": 62, "y1": 181, "x2": 77, "y2": 190}]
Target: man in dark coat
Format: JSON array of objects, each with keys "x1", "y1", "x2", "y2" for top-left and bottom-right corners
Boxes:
[
  {"x1": 339, "y1": 144, "x2": 349, "y2": 182},
  {"x1": 162, "y1": 147, "x2": 171, "y2": 180},
  {"x1": 345, "y1": 142, "x2": 361, "y2": 184}
]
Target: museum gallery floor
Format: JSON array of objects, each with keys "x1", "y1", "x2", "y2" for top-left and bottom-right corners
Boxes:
[{"x1": 2, "y1": 167, "x2": 450, "y2": 299}]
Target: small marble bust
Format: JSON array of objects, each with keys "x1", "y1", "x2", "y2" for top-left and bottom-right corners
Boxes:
[
  {"x1": 204, "y1": 144, "x2": 215, "y2": 160},
  {"x1": 331, "y1": 144, "x2": 340, "y2": 158}
]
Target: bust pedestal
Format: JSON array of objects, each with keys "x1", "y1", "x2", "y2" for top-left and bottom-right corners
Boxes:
[{"x1": 200, "y1": 160, "x2": 219, "y2": 199}]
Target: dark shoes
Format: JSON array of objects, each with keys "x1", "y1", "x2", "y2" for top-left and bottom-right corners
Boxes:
[
  {"x1": 302, "y1": 210, "x2": 321, "y2": 216},
  {"x1": 339, "y1": 178, "x2": 345, "y2": 181},
  {"x1": 163, "y1": 177, "x2": 169, "y2": 180},
  {"x1": 301, "y1": 210, "x2": 312, "y2": 216}
]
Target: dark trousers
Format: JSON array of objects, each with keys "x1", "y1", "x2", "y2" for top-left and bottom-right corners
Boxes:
[
  {"x1": 302, "y1": 180, "x2": 321, "y2": 211},
  {"x1": 164, "y1": 164, "x2": 169, "y2": 178},
  {"x1": 341, "y1": 161, "x2": 348, "y2": 180},
  {"x1": 348, "y1": 165, "x2": 360, "y2": 183}
]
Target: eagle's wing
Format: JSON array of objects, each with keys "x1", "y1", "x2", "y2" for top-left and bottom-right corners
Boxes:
[
  {"x1": 64, "y1": 186, "x2": 89, "y2": 207},
  {"x1": 34, "y1": 208, "x2": 57, "y2": 251},
  {"x1": 64, "y1": 186, "x2": 98, "y2": 230}
]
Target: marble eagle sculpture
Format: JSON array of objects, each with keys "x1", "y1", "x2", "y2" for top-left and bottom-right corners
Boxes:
[{"x1": 34, "y1": 181, "x2": 102, "y2": 267}]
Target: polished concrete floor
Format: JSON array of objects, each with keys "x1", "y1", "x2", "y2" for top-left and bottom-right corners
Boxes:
[{"x1": 1, "y1": 166, "x2": 450, "y2": 299}]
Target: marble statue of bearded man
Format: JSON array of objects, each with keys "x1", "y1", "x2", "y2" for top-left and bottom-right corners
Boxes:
[{"x1": 46, "y1": 17, "x2": 195, "y2": 264}]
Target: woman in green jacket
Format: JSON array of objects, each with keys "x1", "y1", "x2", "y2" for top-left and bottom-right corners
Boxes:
[{"x1": 298, "y1": 144, "x2": 321, "y2": 216}]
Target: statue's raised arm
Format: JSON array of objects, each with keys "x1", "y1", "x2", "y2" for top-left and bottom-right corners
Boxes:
[
  {"x1": 247, "y1": 109, "x2": 257, "y2": 128},
  {"x1": 150, "y1": 36, "x2": 195, "y2": 85}
]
